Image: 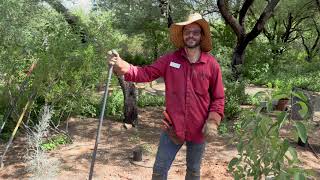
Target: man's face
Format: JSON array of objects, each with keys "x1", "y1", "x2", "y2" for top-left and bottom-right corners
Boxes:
[{"x1": 183, "y1": 23, "x2": 202, "y2": 49}]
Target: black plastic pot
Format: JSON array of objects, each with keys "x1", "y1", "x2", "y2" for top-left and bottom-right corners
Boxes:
[{"x1": 133, "y1": 146, "x2": 143, "y2": 161}]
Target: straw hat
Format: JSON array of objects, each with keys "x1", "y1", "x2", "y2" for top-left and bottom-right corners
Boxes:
[{"x1": 169, "y1": 13, "x2": 212, "y2": 52}]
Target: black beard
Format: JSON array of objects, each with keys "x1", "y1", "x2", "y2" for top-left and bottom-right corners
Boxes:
[
  {"x1": 184, "y1": 38, "x2": 200, "y2": 48},
  {"x1": 185, "y1": 42, "x2": 200, "y2": 49},
  {"x1": 186, "y1": 44, "x2": 199, "y2": 48}
]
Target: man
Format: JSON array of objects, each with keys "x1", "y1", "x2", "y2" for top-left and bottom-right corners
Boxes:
[{"x1": 109, "y1": 13, "x2": 225, "y2": 180}]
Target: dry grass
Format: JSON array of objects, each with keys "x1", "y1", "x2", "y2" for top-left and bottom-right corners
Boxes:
[{"x1": 25, "y1": 105, "x2": 60, "y2": 180}]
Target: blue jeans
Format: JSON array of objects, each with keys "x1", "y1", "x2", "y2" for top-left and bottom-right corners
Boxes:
[{"x1": 152, "y1": 132, "x2": 206, "y2": 180}]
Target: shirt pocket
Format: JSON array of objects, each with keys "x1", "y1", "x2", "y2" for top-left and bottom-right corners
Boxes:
[{"x1": 191, "y1": 71, "x2": 210, "y2": 96}]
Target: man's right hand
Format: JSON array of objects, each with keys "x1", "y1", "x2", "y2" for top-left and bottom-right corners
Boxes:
[{"x1": 107, "y1": 50, "x2": 130, "y2": 75}]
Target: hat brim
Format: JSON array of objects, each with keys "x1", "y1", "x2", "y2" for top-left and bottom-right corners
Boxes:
[{"x1": 169, "y1": 19, "x2": 212, "y2": 52}]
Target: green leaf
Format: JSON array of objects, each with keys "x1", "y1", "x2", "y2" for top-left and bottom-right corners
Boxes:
[
  {"x1": 294, "y1": 122, "x2": 307, "y2": 143},
  {"x1": 273, "y1": 94, "x2": 289, "y2": 100},
  {"x1": 281, "y1": 139, "x2": 290, "y2": 152},
  {"x1": 294, "y1": 172, "x2": 305, "y2": 180},
  {"x1": 277, "y1": 171, "x2": 289, "y2": 179},
  {"x1": 297, "y1": 101, "x2": 308, "y2": 119},
  {"x1": 228, "y1": 157, "x2": 239, "y2": 170},
  {"x1": 234, "y1": 173, "x2": 241, "y2": 180},
  {"x1": 237, "y1": 142, "x2": 243, "y2": 152},
  {"x1": 253, "y1": 91, "x2": 267, "y2": 99},
  {"x1": 241, "y1": 116, "x2": 254, "y2": 129},
  {"x1": 292, "y1": 92, "x2": 308, "y2": 102},
  {"x1": 256, "y1": 106, "x2": 264, "y2": 113},
  {"x1": 287, "y1": 147, "x2": 298, "y2": 162},
  {"x1": 277, "y1": 111, "x2": 287, "y2": 128},
  {"x1": 258, "y1": 117, "x2": 270, "y2": 135}
]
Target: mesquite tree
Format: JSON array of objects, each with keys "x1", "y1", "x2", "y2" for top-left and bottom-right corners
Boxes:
[{"x1": 217, "y1": 0, "x2": 280, "y2": 75}]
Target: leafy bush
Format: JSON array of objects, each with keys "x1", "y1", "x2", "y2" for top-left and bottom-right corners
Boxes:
[
  {"x1": 250, "y1": 69, "x2": 320, "y2": 92},
  {"x1": 106, "y1": 89, "x2": 124, "y2": 118},
  {"x1": 228, "y1": 92, "x2": 313, "y2": 179},
  {"x1": 0, "y1": 2, "x2": 127, "y2": 134},
  {"x1": 244, "y1": 41, "x2": 320, "y2": 92},
  {"x1": 224, "y1": 95, "x2": 242, "y2": 121},
  {"x1": 93, "y1": 89, "x2": 165, "y2": 121},
  {"x1": 123, "y1": 53, "x2": 152, "y2": 66},
  {"x1": 41, "y1": 133, "x2": 72, "y2": 151},
  {"x1": 137, "y1": 93, "x2": 165, "y2": 107},
  {"x1": 218, "y1": 121, "x2": 229, "y2": 135},
  {"x1": 75, "y1": 91, "x2": 101, "y2": 118},
  {"x1": 212, "y1": 44, "x2": 249, "y2": 121},
  {"x1": 224, "y1": 81, "x2": 249, "y2": 121}
]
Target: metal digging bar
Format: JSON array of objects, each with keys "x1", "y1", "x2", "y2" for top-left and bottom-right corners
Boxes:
[{"x1": 88, "y1": 50, "x2": 117, "y2": 180}]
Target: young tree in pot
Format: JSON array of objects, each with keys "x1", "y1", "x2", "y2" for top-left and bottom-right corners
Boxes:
[
  {"x1": 272, "y1": 87, "x2": 291, "y2": 111},
  {"x1": 228, "y1": 93, "x2": 313, "y2": 179}
]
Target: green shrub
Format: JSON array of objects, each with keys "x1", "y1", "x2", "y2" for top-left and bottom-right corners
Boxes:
[
  {"x1": 94, "y1": 89, "x2": 165, "y2": 120},
  {"x1": 123, "y1": 52, "x2": 151, "y2": 66},
  {"x1": 245, "y1": 46, "x2": 320, "y2": 92},
  {"x1": 40, "y1": 133, "x2": 72, "y2": 151},
  {"x1": 224, "y1": 81, "x2": 249, "y2": 121},
  {"x1": 106, "y1": 90, "x2": 124, "y2": 118},
  {"x1": 228, "y1": 93, "x2": 313, "y2": 179},
  {"x1": 137, "y1": 93, "x2": 165, "y2": 107},
  {"x1": 225, "y1": 95, "x2": 242, "y2": 121},
  {"x1": 218, "y1": 121, "x2": 229, "y2": 135}
]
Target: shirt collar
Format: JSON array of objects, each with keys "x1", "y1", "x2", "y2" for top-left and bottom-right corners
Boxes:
[{"x1": 179, "y1": 48, "x2": 208, "y2": 64}]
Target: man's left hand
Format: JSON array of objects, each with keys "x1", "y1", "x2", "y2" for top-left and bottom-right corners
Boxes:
[
  {"x1": 202, "y1": 112, "x2": 221, "y2": 139},
  {"x1": 202, "y1": 120, "x2": 219, "y2": 138}
]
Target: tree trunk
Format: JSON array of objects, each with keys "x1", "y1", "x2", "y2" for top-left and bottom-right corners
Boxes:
[
  {"x1": 232, "y1": 42, "x2": 246, "y2": 66},
  {"x1": 231, "y1": 44, "x2": 245, "y2": 79},
  {"x1": 117, "y1": 76, "x2": 138, "y2": 126},
  {"x1": 158, "y1": 0, "x2": 173, "y2": 27}
]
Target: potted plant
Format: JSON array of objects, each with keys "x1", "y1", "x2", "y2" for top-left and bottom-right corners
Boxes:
[
  {"x1": 272, "y1": 86, "x2": 291, "y2": 111},
  {"x1": 252, "y1": 90, "x2": 274, "y2": 112}
]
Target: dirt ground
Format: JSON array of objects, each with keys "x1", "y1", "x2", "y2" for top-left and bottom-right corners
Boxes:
[
  {"x1": 0, "y1": 83, "x2": 320, "y2": 179},
  {"x1": 0, "y1": 105, "x2": 320, "y2": 180},
  {"x1": 0, "y1": 107, "x2": 235, "y2": 179}
]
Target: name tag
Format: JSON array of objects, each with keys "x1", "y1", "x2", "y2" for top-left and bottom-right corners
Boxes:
[{"x1": 169, "y1": 61, "x2": 181, "y2": 69}]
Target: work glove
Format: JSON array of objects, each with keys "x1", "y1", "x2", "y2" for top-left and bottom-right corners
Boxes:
[
  {"x1": 202, "y1": 112, "x2": 221, "y2": 139},
  {"x1": 202, "y1": 120, "x2": 219, "y2": 138}
]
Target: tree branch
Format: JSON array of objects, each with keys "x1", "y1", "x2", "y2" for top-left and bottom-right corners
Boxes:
[
  {"x1": 217, "y1": 0, "x2": 243, "y2": 38},
  {"x1": 287, "y1": 34, "x2": 299, "y2": 43},
  {"x1": 246, "y1": 0, "x2": 280, "y2": 42},
  {"x1": 311, "y1": 19, "x2": 320, "y2": 51},
  {"x1": 44, "y1": 0, "x2": 80, "y2": 26},
  {"x1": 281, "y1": 13, "x2": 293, "y2": 43},
  {"x1": 300, "y1": 34, "x2": 310, "y2": 55},
  {"x1": 315, "y1": 0, "x2": 320, "y2": 12},
  {"x1": 202, "y1": 8, "x2": 220, "y2": 16},
  {"x1": 44, "y1": 0, "x2": 88, "y2": 42},
  {"x1": 249, "y1": 8, "x2": 275, "y2": 41},
  {"x1": 158, "y1": 0, "x2": 173, "y2": 28},
  {"x1": 239, "y1": 0, "x2": 255, "y2": 26},
  {"x1": 233, "y1": 0, "x2": 242, "y2": 19}
]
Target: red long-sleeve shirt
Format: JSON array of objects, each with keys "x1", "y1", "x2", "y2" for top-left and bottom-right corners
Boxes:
[{"x1": 124, "y1": 48, "x2": 225, "y2": 143}]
